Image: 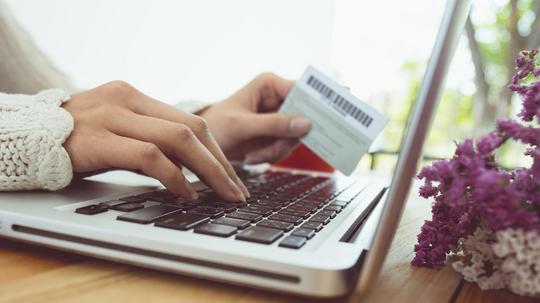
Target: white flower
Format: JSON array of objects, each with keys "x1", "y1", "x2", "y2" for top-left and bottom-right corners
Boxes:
[{"x1": 452, "y1": 227, "x2": 540, "y2": 298}]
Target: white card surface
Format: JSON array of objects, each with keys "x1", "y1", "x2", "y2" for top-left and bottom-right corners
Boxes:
[{"x1": 279, "y1": 66, "x2": 387, "y2": 175}]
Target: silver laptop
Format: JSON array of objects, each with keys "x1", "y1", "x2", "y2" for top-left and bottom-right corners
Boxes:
[{"x1": 0, "y1": 0, "x2": 470, "y2": 298}]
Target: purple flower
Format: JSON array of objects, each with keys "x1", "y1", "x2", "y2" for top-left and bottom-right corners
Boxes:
[
  {"x1": 476, "y1": 132, "x2": 505, "y2": 155},
  {"x1": 412, "y1": 50, "x2": 540, "y2": 268}
]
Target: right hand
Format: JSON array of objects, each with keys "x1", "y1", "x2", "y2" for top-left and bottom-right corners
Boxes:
[{"x1": 62, "y1": 81, "x2": 249, "y2": 202}]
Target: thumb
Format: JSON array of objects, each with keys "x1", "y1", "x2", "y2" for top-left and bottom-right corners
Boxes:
[
  {"x1": 244, "y1": 139, "x2": 299, "y2": 164},
  {"x1": 246, "y1": 112, "x2": 311, "y2": 139}
]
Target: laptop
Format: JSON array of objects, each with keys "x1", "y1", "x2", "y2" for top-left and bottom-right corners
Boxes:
[{"x1": 0, "y1": 0, "x2": 470, "y2": 298}]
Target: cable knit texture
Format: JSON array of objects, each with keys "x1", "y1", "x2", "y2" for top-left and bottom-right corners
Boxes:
[{"x1": 0, "y1": 89, "x2": 73, "y2": 191}]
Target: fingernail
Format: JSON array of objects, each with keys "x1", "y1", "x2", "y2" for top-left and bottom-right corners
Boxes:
[
  {"x1": 289, "y1": 117, "x2": 311, "y2": 133},
  {"x1": 228, "y1": 178, "x2": 246, "y2": 202},
  {"x1": 235, "y1": 176, "x2": 251, "y2": 198},
  {"x1": 184, "y1": 179, "x2": 198, "y2": 200}
]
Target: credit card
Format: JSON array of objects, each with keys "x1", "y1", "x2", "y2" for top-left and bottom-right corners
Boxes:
[{"x1": 279, "y1": 66, "x2": 387, "y2": 175}]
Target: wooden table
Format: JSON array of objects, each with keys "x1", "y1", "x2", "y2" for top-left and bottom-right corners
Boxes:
[{"x1": 0, "y1": 190, "x2": 536, "y2": 303}]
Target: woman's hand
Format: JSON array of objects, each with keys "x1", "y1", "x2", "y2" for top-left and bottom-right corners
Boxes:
[
  {"x1": 200, "y1": 73, "x2": 311, "y2": 164},
  {"x1": 62, "y1": 81, "x2": 249, "y2": 202}
]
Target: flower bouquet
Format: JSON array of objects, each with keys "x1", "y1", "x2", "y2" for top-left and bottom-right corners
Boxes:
[{"x1": 411, "y1": 50, "x2": 540, "y2": 298}]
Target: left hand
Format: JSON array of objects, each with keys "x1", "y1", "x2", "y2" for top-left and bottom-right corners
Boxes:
[{"x1": 199, "y1": 73, "x2": 311, "y2": 164}]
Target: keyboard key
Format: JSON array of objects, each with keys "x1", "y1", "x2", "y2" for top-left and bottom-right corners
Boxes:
[
  {"x1": 299, "y1": 199, "x2": 325, "y2": 208},
  {"x1": 227, "y1": 211, "x2": 262, "y2": 223},
  {"x1": 196, "y1": 191, "x2": 223, "y2": 203},
  {"x1": 119, "y1": 195, "x2": 147, "y2": 203},
  {"x1": 318, "y1": 210, "x2": 337, "y2": 218},
  {"x1": 245, "y1": 197, "x2": 261, "y2": 204},
  {"x1": 117, "y1": 205, "x2": 180, "y2": 224},
  {"x1": 238, "y1": 206, "x2": 273, "y2": 216},
  {"x1": 133, "y1": 191, "x2": 158, "y2": 199},
  {"x1": 252, "y1": 201, "x2": 283, "y2": 210},
  {"x1": 310, "y1": 214, "x2": 331, "y2": 225},
  {"x1": 301, "y1": 221, "x2": 323, "y2": 232},
  {"x1": 194, "y1": 223, "x2": 237, "y2": 237},
  {"x1": 257, "y1": 220, "x2": 294, "y2": 232},
  {"x1": 145, "y1": 191, "x2": 180, "y2": 202},
  {"x1": 330, "y1": 201, "x2": 347, "y2": 207},
  {"x1": 279, "y1": 236, "x2": 307, "y2": 249},
  {"x1": 325, "y1": 205, "x2": 343, "y2": 212},
  {"x1": 291, "y1": 227, "x2": 316, "y2": 239},
  {"x1": 75, "y1": 204, "x2": 108, "y2": 215},
  {"x1": 149, "y1": 190, "x2": 180, "y2": 199},
  {"x1": 155, "y1": 213, "x2": 210, "y2": 230},
  {"x1": 212, "y1": 217, "x2": 251, "y2": 229},
  {"x1": 188, "y1": 206, "x2": 225, "y2": 218},
  {"x1": 142, "y1": 201, "x2": 161, "y2": 207},
  {"x1": 236, "y1": 226, "x2": 284, "y2": 244},
  {"x1": 279, "y1": 209, "x2": 311, "y2": 219},
  {"x1": 111, "y1": 202, "x2": 144, "y2": 212},
  {"x1": 99, "y1": 200, "x2": 125, "y2": 208},
  {"x1": 168, "y1": 201, "x2": 200, "y2": 210},
  {"x1": 200, "y1": 202, "x2": 238, "y2": 213},
  {"x1": 269, "y1": 213, "x2": 303, "y2": 225}
]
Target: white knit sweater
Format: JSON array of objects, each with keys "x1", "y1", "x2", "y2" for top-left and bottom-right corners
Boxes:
[{"x1": 0, "y1": 89, "x2": 73, "y2": 191}]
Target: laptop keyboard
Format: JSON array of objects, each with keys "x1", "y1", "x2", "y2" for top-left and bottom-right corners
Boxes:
[{"x1": 75, "y1": 169, "x2": 365, "y2": 249}]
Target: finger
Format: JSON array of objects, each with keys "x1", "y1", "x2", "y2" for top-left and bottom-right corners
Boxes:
[
  {"x1": 244, "y1": 139, "x2": 300, "y2": 164},
  {"x1": 119, "y1": 91, "x2": 250, "y2": 198},
  {"x1": 264, "y1": 73, "x2": 294, "y2": 100},
  {"x1": 241, "y1": 112, "x2": 311, "y2": 139},
  {"x1": 100, "y1": 133, "x2": 197, "y2": 199},
  {"x1": 106, "y1": 113, "x2": 245, "y2": 202},
  {"x1": 253, "y1": 73, "x2": 294, "y2": 112}
]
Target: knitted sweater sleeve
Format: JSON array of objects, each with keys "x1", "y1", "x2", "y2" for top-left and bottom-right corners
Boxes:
[{"x1": 0, "y1": 89, "x2": 74, "y2": 191}]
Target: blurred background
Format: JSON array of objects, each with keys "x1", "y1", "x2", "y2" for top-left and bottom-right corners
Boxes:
[{"x1": 3, "y1": 0, "x2": 536, "y2": 173}]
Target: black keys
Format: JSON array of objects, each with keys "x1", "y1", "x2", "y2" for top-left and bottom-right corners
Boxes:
[
  {"x1": 212, "y1": 217, "x2": 251, "y2": 229},
  {"x1": 301, "y1": 221, "x2": 323, "y2": 232},
  {"x1": 325, "y1": 205, "x2": 343, "y2": 213},
  {"x1": 245, "y1": 197, "x2": 261, "y2": 204},
  {"x1": 99, "y1": 200, "x2": 125, "y2": 208},
  {"x1": 194, "y1": 223, "x2": 237, "y2": 237},
  {"x1": 75, "y1": 204, "x2": 108, "y2": 215},
  {"x1": 155, "y1": 213, "x2": 210, "y2": 230},
  {"x1": 239, "y1": 205, "x2": 273, "y2": 216},
  {"x1": 111, "y1": 202, "x2": 144, "y2": 212},
  {"x1": 288, "y1": 203, "x2": 318, "y2": 213},
  {"x1": 279, "y1": 209, "x2": 311, "y2": 219},
  {"x1": 188, "y1": 206, "x2": 225, "y2": 219},
  {"x1": 227, "y1": 211, "x2": 262, "y2": 223},
  {"x1": 279, "y1": 236, "x2": 307, "y2": 249},
  {"x1": 257, "y1": 219, "x2": 294, "y2": 232},
  {"x1": 269, "y1": 213, "x2": 303, "y2": 225},
  {"x1": 119, "y1": 195, "x2": 147, "y2": 203},
  {"x1": 145, "y1": 191, "x2": 180, "y2": 202},
  {"x1": 117, "y1": 205, "x2": 180, "y2": 224},
  {"x1": 329, "y1": 201, "x2": 347, "y2": 207},
  {"x1": 291, "y1": 227, "x2": 315, "y2": 239},
  {"x1": 253, "y1": 200, "x2": 285, "y2": 210},
  {"x1": 318, "y1": 210, "x2": 337, "y2": 219},
  {"x1": 147, "y1": 190, "x2": 180, "y2": 199},
  {"x1": 236, "y1": 226, "x2": 284, "y2": 244},
  {"x1": 200, "y1": 202, "x2": 237, "y2": 213},
  {"x1": 168, "y1": 201, "x2": 200, "y2": 210},
  {"x1": 310, "y1": 214, "x2": 331, "y2": 225}
]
